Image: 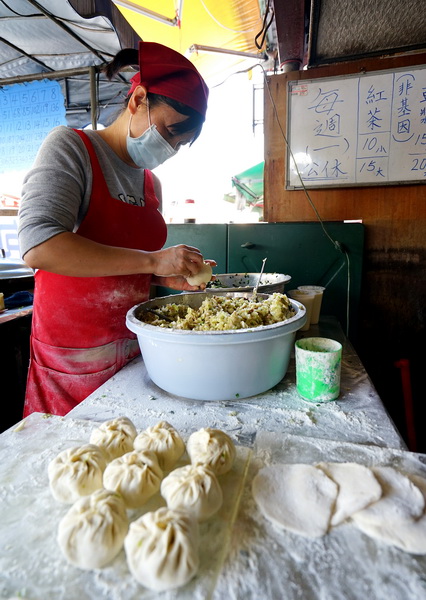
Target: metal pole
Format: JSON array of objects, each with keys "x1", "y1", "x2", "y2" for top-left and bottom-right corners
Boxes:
[
  {"x1": 0, "y1": 67, "x2": 93, "y2": 87},
  {"x1": 90, "y1": 66, "x2": 98, "y2": 130}
]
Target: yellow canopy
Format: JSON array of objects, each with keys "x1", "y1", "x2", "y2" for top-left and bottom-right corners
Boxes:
[{"x1": 113, "y1": 0, "x2": 266, "y2": 83}]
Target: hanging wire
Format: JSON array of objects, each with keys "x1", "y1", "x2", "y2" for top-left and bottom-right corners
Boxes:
[
  {"x1": 253, "y1": 61, "x2": 352, "y2": 336},
  {"x1": 255, "y1": 0, "x2": 275, "y2": 50},
  {"x1": 345, "y1": 251, "x2": 351, "y2": 336},
  {"x1": 160, "y1": 0, "x2": 353, "y2": 335}
]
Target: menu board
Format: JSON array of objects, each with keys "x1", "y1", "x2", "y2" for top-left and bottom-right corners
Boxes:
[
  {"x1": 0, "y1": 79, "x2": 66, "y2": 173},
  {"x1": 287, "y1": 65, "x2": 426, "y2": 188}
]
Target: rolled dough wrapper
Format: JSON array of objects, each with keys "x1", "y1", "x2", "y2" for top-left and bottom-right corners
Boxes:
[
  {"x1": 352, "y1": 467, "x2": 426, "y2": 554},
  {"x1": 316, "y1": 462, "x2": 383, "y2": 526},
  {"x1": 252, "y1": 463, "x2": 338, "y2": 538}
]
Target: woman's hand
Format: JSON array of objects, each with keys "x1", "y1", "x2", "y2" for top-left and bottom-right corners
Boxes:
[
  {"x1": 149, "y1": 245, "x2": 216, "y2": 279},
  {"x1": 151, "y1": 256, "x2": 216, "y2": 291}
]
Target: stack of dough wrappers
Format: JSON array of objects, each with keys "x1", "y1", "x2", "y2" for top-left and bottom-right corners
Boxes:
[{"x1": 252, "y1": 461, "x2": 426, "y2": 554}]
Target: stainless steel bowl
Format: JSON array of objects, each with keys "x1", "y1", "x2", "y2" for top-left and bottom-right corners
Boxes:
[
  {"x1": 126, "y1": 291, "x2": 306, "y2": 402},
  {"x1": 205, "y1": 272, "x2": 291, "y2": 294}
]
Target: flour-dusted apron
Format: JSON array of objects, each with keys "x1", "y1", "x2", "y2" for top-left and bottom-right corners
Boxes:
[{"x1": 23, "y1": 130, "x2": 167, "y2": 417}]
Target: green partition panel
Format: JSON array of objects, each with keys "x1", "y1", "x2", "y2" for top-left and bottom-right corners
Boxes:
[
  {"x1": 227, "y1": 222, "x2": 364, "y2": 341},
  {"x1": 154, "y1": 223, "x2": 228, "y2": 297},
  {"x1": 152, "y1": 222, "x2": 364, "y2": 342}
]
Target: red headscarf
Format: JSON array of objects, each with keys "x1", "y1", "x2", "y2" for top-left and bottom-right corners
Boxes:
[{"x1": 128, "y1": 41, "x2": 209, "y2": 118}]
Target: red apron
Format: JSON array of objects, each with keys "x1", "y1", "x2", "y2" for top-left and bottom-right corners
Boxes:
[{"x1": 23, "y1": 130, "x2": 167, "y2": 417}]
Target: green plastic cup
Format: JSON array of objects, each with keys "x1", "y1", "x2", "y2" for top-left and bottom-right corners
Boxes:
[{"x1": 295, "y1": 337, "x2": 342, "y2": 402}]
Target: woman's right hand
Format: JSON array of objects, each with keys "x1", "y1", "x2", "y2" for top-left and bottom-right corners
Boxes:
[{"x1": 149, "y1": 244, "x2": 207, "y2": 278}]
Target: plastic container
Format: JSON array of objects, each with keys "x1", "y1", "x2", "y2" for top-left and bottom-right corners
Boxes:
[
  {"x1": 287, "y1": 289, "x2": 316, "y2": 331},
  {"x1": 126, "y1": 292, "x2": 307, "y2": 401},
  {"x1": 297, "y1": 285, "x2": 325, "y2": 324}
]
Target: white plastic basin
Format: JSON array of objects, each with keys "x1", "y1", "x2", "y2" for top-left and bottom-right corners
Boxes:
[{"x1": 126, "y1": 292, "x2": 306, "y2": 401}]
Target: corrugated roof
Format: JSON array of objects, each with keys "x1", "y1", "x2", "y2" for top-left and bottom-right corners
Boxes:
[{"x1": 0, "y1": 0, "x2": 139, "y2": 127}]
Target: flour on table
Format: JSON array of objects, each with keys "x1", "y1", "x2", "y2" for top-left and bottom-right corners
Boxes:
[
  {"x1": 316, "y1": 462, "x2": 383, "y2": 526},
  {"x1": 252, "y1": 463, "x2": 338, "y2": 538}
]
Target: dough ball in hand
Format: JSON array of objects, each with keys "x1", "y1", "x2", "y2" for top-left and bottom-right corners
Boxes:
[{"x1": 185, "y1": 262, "x2": 212, "y2": 286}]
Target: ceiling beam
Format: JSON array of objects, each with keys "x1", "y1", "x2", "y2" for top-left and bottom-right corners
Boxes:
[{"x1": 0, "y1": 36, "x2": 53, "y2": 72}]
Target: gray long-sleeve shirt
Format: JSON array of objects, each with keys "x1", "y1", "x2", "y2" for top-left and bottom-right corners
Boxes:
[{"x1": 18, "y1": 126, "x2": 152, "y2": 258}]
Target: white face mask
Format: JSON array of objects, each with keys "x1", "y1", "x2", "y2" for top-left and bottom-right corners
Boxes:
[{"x1": 126, "y1": 102, "x2": 177, "y2": 169}]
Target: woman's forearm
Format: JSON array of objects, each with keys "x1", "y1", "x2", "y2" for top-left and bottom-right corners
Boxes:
[
  {"x1": 23, "y1": 232, "x2": 204, "y2": 278},
  {"x1": 23, "y1": 232, "x2": 155, "y2": 277}
]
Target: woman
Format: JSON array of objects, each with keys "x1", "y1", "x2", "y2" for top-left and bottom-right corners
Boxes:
[{"x1": 18, "y1": 41, "x2": 214, "y2": 417}]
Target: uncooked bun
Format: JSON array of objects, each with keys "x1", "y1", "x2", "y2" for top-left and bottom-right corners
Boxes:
[
  {"x1": 124, "y1": 507, "x2": 199, "y2": 591},
  {"x1": 58, "y1": 489, "x2": 128, "y2": 569},
  {"x1": 186, "y1": 428, "x2": 236, "y2": 475},
  {"x1": 185, "y1": 262, "x2": 212, "y2": 286},
  {"x1": 161, "y1": 464, "x2": 223, "y2": 521},
  {"x1": 48, "y1": 444, "x2": 107, "y2": 503},
  {"x1": 133, "y1": 421, "x2": 185, "y2": 471},
  {"x1": 89, "y1": 416, "x2": 137, "y2": 461},
  {"x1": 103, "y1": 450, "x2": 163, "y2": 509}
]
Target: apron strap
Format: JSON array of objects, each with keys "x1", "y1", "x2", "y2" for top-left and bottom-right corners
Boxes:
[{"x1": 73, "y1": 129, "x2": 111, "y2": 200}]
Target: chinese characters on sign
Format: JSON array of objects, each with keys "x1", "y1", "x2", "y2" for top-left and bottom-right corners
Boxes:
[{"x1": 288, "y1": 67, "x2": 426, "y2": 187}]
